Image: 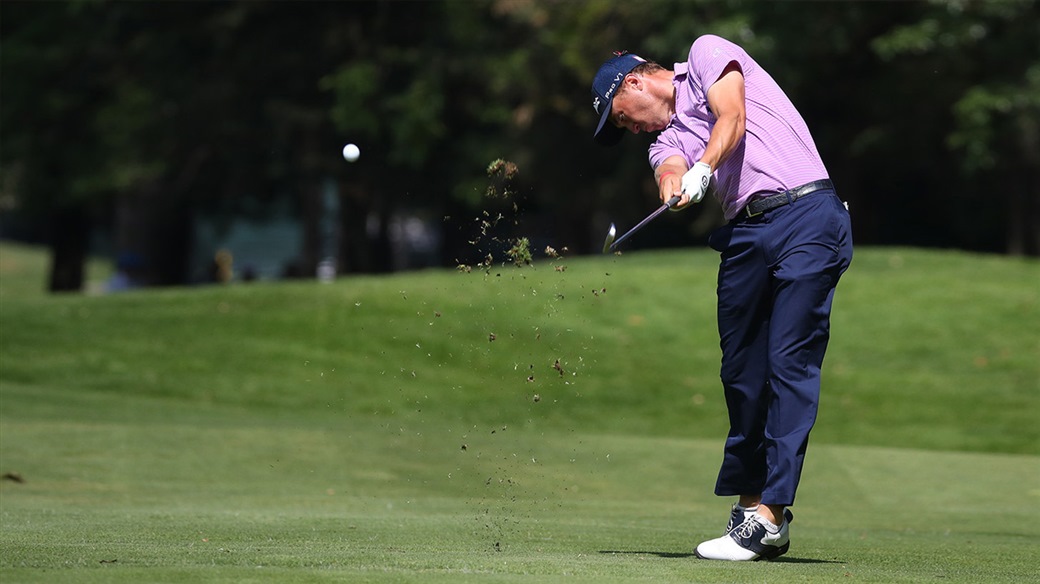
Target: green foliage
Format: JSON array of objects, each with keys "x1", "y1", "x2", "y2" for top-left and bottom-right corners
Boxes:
[
  {"x1": 321, "y1": 62, "x2": 381, "y2": 136},
  {"x1": 950, "y1": 83, "x2": 1018, "y2": 170},
  {"x1": 91, "y1": 81, "x2": 167, "y2": 190},
  {"x1": 870, "y1": 0, "x2": 1040, "y2": 174},
  {"x1": 323, "y1": 33, "x2": 448, "y2": 169},
  {"x1": 949, "y1": 62, "x2": 1040, "y2": 172}
]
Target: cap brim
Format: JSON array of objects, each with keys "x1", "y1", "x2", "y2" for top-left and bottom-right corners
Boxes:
[{"x1": 593, "y1": 105, "x2": 623, "y2": 146}]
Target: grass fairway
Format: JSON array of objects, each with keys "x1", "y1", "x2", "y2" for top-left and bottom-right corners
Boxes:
[{"x1": 1, "y1": 242, "x2": 1038, "y2": 583}]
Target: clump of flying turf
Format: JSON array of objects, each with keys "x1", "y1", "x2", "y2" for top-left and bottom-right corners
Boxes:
[{"x1": 506, "y1": 237, "x2": 532, "y2": 266}]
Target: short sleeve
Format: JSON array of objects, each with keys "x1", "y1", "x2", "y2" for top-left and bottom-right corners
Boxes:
[
  {"x1": 689, "y1": 35, "x2": 744, "y2": 94},
  {"x1": 648, "y1": 130, "x2": 690, "y2": 169}
]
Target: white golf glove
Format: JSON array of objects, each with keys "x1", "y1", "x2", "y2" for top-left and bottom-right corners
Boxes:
[{"x1": 680, "y1": 161, "x2": 712, "y2": 206}]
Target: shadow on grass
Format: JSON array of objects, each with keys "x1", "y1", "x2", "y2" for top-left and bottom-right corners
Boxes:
[
  {"x1": 773, "y1": 556, "x2": 846, "y2": 564},
  {"x1": 600, "y1": 550, "x2": 697, "y2": 559},
  {"x1": 598, "y1": 551, "x2": 844, "y2": 564}
]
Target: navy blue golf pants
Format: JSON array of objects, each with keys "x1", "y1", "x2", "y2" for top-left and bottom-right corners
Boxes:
[{"x1": 707, "y1": 189, "x2": 853, "y2": 507}]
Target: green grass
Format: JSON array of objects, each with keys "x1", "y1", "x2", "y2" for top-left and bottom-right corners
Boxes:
[{"x1": 1, "y1": 242, "x2": 1038, "y2": 583}]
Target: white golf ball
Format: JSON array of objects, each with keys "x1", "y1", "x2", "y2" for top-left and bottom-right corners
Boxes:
[{"x1": 342, "y1": 143, "x2": 360, "y2": 162}]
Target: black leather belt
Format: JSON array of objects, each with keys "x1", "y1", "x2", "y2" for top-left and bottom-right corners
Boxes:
[{"x1": 742, "y1": 179, "x2": 834, "y2": 218}]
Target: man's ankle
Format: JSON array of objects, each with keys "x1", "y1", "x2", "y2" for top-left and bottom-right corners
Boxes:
[
  {"x1": 756, "y1": 504, "x2": 786, "y2": 526},
  {"x1": 737, "y1": 495, "x2": 761, "y2": 509}
]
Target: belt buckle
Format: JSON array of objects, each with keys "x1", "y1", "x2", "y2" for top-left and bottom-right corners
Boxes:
[{"x1": 744, "y1": 205, "x2": 763, "y2": 218}]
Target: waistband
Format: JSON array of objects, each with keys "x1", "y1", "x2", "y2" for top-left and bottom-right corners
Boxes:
[{"x1": 739, "y1": 179, "x2": 834, "y2": 220}]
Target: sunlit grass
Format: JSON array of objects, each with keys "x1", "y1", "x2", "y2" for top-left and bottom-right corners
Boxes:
[{"x1": 2, "y1": 243, "x2": 1038, "y2": 582}]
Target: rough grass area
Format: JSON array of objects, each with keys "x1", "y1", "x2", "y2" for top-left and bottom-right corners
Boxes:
[{"x1": 1, "y1": 243, "x2": 1038, "y2": 583}]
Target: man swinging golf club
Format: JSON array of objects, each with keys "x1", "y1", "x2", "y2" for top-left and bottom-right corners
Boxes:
[{"x1": 590, "y1": 35, "x2": 853, "y2": 560}]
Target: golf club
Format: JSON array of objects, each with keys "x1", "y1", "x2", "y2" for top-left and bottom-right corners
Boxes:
[{"x1": 602, "y1": 195, "x2": 681, "y2": 253}]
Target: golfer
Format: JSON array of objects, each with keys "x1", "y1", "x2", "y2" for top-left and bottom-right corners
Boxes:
[{"x1": 590, "y1": 35, "x2": 853, "y2": 560}]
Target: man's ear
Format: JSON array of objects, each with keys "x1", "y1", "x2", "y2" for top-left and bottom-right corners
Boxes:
[{"x1": 624, "y1": 74, "x2": 643, "y2": 91}]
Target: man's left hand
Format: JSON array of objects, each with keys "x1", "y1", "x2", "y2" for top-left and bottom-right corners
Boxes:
[{"x1": 680, "y1": 161, "x2": 712, "y2": 207}]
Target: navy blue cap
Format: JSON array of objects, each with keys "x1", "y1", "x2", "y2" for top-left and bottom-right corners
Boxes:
[{"x1": 591, "y1": 51, "x2": 646, "y2": 146}]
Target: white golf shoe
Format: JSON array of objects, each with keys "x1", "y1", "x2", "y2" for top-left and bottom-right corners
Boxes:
[{"x1": 695, "y1": 513, "x2": 790, "y2": 561}]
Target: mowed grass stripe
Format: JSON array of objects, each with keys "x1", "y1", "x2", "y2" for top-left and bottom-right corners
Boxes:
[
  {"x1": 3, "y1": 247, "x2": 1036, "y2": 452},
  {"x1": 2, "y1": 420, "x2": 1036, "y2": 582}
]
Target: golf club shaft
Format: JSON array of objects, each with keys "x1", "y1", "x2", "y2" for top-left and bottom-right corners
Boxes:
[{"x1": 609, "y1": 195, "x2": 681, "y2": 251}]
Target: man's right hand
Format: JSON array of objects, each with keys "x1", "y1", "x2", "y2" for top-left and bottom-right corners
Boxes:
[
  {"x1": 656, "y1": 156, "x2": 689, "y2": 210},
  {"x1": 659, "y1": 171, "x2": 682, "y2": 208}
]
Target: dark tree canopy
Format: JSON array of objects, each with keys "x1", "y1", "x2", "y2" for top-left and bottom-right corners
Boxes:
[{"x1": 2, "y1": 0, "x2": 1037, "y2": 291}]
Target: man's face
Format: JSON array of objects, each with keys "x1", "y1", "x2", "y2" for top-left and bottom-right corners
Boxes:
[{"x1": 610, "y1": 75, "x2": 670, "y2": 135}]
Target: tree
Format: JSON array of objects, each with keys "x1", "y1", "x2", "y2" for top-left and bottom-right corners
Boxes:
[
  {"x1": 3, "y1": 1, "x2": 1036, "y2": 295},
  {"x1": 871, "y1": 0, "x2": 1040, "y2": 256},
  {"x1": 2, "y1": 1, "x2": 143, "y2": 291}
]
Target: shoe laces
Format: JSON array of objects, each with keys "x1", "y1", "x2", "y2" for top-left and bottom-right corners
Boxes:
[{"x1": 733, "y1": 517, "x2": 762, "y2": 539}]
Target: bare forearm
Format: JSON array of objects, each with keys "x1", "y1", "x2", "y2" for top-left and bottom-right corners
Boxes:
[
  {"x1": 700, "y1": 111, "x2": 745, "y2": 169},
  {"x1": 655, "y1": 156, "x2": 689, "y2": 184},
  {"x1": 655, "y1": 155, "x2": 688, "y2": 203},
  {"x1": 702, "y1": 66, "x2": 747, "y2": 170}
]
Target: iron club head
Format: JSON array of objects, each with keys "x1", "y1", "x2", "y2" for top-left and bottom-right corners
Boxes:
[
  {"x1": 602, "y1": 223, "x2": 617, "y2": 254},
  {"x1": 603, "y1": 196, "x2": 681, "y2": 254}
]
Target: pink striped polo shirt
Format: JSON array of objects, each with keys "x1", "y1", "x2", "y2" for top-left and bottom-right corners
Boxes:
[{"x1": 648, "y1": 35, "x2": 829, "y2": 220}]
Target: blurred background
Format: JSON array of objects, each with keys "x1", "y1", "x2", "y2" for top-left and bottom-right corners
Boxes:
[{"x1": 2, "y1": 0, "x2": 1037, "y2": 293}]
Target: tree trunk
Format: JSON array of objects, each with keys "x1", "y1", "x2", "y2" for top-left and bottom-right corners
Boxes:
[
  {"x1": 47, "y1": 206, "x2": 89, "y2": 293},
  {"x1": 338, "y1": 183, "x2": 372, "y2": 274},
  {"x1": 113, "y1": 187, "x2": 192, "y2": 286},
  {"x1": 298, "y1": 179, "x2": 323, "y2": 279},
  {"x1": 1006, "y1": 169, "x2": 1040, "y2": 257},
  {"x1": 146, "y1": 201, "x2": 192, "y2": 286}
]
